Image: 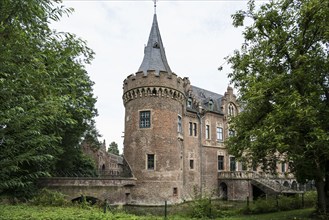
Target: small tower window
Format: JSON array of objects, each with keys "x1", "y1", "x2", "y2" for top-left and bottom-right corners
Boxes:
[
  {"x1": 140, "y1": 111, "x2": 151, "y2": 128},
  {"x1": 147, "y1": 154, "x2": 155, "y2": 170},
  {"x1": 173, "y1": 187, "x2": 178, "y2": 196},
  {"x1": 177, "y1": 115, "x2": 182, "y2": 133},
  {"x1": 189, "y1": 159, "x2": 194, "y2": 170},
  {"x1": 153, "y1": 42, "x2": 160, "y2": 48}
]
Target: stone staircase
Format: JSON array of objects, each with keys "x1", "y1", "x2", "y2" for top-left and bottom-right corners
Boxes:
[
  {"x1": 218, "y1": 171, "x2": 302, "y2": 195},
  {"x1": 251, "y1": 172, "x2": 299, "y2": 194}
]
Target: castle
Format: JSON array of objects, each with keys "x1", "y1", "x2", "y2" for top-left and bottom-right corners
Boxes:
[
  {"x1": 42, "y1": 7, "x2": 306, "y2": 206},
  {"x1": 120, "y1": 11, "x2": 300, "y2": 205}
]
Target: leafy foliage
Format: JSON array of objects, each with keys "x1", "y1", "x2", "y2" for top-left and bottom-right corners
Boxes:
[
  {"x1": 241, "y1": 192, "x2": 316, "y2": 215},
  {"x1": 31, "y1": 189, "x2": 69, "y2": 206},
  {"x1": 227, "y1": 0, "x2": 329, "y2": 213},
  {"x1": 0, "y1": 0, "x2": 98, "y2": 197},
  {"x1": 108, "y1": 141, "x2": 119, "y2": 155}
]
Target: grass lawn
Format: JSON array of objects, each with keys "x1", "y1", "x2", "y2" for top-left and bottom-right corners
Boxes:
[
  {"x1": 0, "y1": 204, "x2": 316, "y2": 220},
  {"x1": 225, "y1": 208, "x2": 315, "y2": 220}
]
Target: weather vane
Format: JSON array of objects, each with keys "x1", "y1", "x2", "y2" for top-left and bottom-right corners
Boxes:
[{"x1": 153, "y1": 0, "x2": 158, "y2": 14}]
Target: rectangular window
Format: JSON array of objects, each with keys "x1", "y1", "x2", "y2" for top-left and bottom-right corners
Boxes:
[
  {"x1": 193, "y1": 123, "x2": 197, "y2": 136},
  {"x1": 217, "y1": 127, "x2": 223, "y2": 141},
  {"x1": 189, "y1": 122, "x2": 193, "y2": 136},
  {"x1": 173, "y1": 187, "x2": 178, "y2": 196},
  {"x1": 281, "y1": 162, "x2": 286, "y2": 173},
  {"x1": 206, "y1": 125, "x2": 210, "y2": 139},
  {"x1": 147, "y1": 154, "x2": 155, "y2": 170},
  {"x1": 230, "y1": 157, "x2": 236, "y2": 171},
  {"x1": 177, "y1": 115, "x2": 182, "y2": 133},
  {"x1": 218, "y1": 155, "x2": 224, "y2": 170},
  {"x1": 140, "y1": 111, "x2": 151, "y2": 128},
  {"x1": 189, "y1": 159, "x2": 194, "y2": 170}
]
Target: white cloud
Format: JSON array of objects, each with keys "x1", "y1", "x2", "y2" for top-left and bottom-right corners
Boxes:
[{"x1": 52, "y1": 1, "x2": 249, "y2": 152}]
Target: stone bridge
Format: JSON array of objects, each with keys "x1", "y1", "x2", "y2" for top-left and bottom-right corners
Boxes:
[{"x1": 40, "y1": 177, "x2": 136, "y2": 205}]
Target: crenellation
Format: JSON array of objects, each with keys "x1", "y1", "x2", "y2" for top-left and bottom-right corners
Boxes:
[{"x1": 123, "y1": 85, "x2": 185, "y2": 106}]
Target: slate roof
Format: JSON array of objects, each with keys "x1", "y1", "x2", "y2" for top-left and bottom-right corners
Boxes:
[
  {"x1": 191, "y1": 85, "x2": 223, "y2": 114},
  {"x1": 138, "y1": 14, "x2": 172, "y2": 74}
]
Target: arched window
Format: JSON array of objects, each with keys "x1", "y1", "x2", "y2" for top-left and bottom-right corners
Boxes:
[{"x1": 228, "y1": 103, "x2": 235, "y2": 116}]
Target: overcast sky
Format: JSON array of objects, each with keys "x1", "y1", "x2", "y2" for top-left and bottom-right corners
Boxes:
[{"x1": 52, "y1": 0, "x2": 253, "y2": 152}]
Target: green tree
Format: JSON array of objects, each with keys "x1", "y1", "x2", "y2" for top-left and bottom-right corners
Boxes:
[
  {"x1": 108, "y1": 142, "x2": 119, "y2": 155},
  {"x1": 0, "y1": 0, "x2": 97, "y2": 197},
  {"x1": 227, "y1": 0, "x2": 329, "y2": 214}
]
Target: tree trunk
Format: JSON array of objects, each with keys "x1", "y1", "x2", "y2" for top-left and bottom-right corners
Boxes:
[
  {"x1": 325, "y1": 172, "x2": 329, "y2": 213},
  {"x1": 315, "y1": 179, "x2": 327, "y2": 214}
]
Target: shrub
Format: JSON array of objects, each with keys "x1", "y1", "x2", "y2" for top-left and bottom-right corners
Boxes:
[
  {"x1": 252, "y1": 197, "x2": 278, "y2": 214},
  {"x1": 30, "y1": 188, "x2": 69, "y2": 206},
  {"x1": 278, "y1": 195, "x2": 301, "y2": 211},
  {"x1": 241, "y1": 193, "x2": 316, "y2": 215},
  {"x1": 303, "y1": 191, "x2": 317, "y2": 208},
  {"x1": 189, "y1": 196, "x2": 213, "y2": 218}
]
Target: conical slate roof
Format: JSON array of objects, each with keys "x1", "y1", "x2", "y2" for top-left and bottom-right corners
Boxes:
[{"x1": 138, "y1": 14, "x2": 172, "y2": 74}]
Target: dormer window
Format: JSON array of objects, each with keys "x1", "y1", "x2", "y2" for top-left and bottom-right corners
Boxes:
[
  {"x1": 187, "y1": 98, "x2": 192, "y2": 108},
  {"x1": 153, "y1": 42, "x2": 160, "y2": 48},
  {"x1": 208, "y1": 100, "x2": 214, "y2": 111}
]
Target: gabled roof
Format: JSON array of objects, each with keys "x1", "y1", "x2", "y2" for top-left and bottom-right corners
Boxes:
[{"x1": 138, "y1": 14, "x2": 172, "y2": 74}]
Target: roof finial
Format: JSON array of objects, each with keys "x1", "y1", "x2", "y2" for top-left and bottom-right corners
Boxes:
[{"x1": 153, "y1": 0, "x2": 157, "y2": 14}]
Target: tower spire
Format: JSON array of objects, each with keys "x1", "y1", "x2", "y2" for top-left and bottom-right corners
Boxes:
[{"x1": 138, "y1": 4, "x2": 172, "y2": 75}]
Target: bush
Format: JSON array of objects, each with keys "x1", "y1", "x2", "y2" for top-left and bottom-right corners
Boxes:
[
  {"x1": 241, "y1": 192, "x2": 317, "y2": 215},
  {"x1": 189, "y1": 196, "x2": 213, "y2": 219},
  {"x1": 303, "y1": 191, "x2": 317, "y2": 208},
  {"x1": 278, "y1": 195, "x2": 301, "y2": 211},
  {"x1": 30, "y1": 188, "x2": 69, "y2": 206},
  {"x1": 251, "y1": 197, "x2": 278, "y2": 214}
]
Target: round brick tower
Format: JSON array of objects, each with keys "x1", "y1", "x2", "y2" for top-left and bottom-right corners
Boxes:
[{"x1": 123, "y1": 13, "x2": 186, "y2": 205}]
